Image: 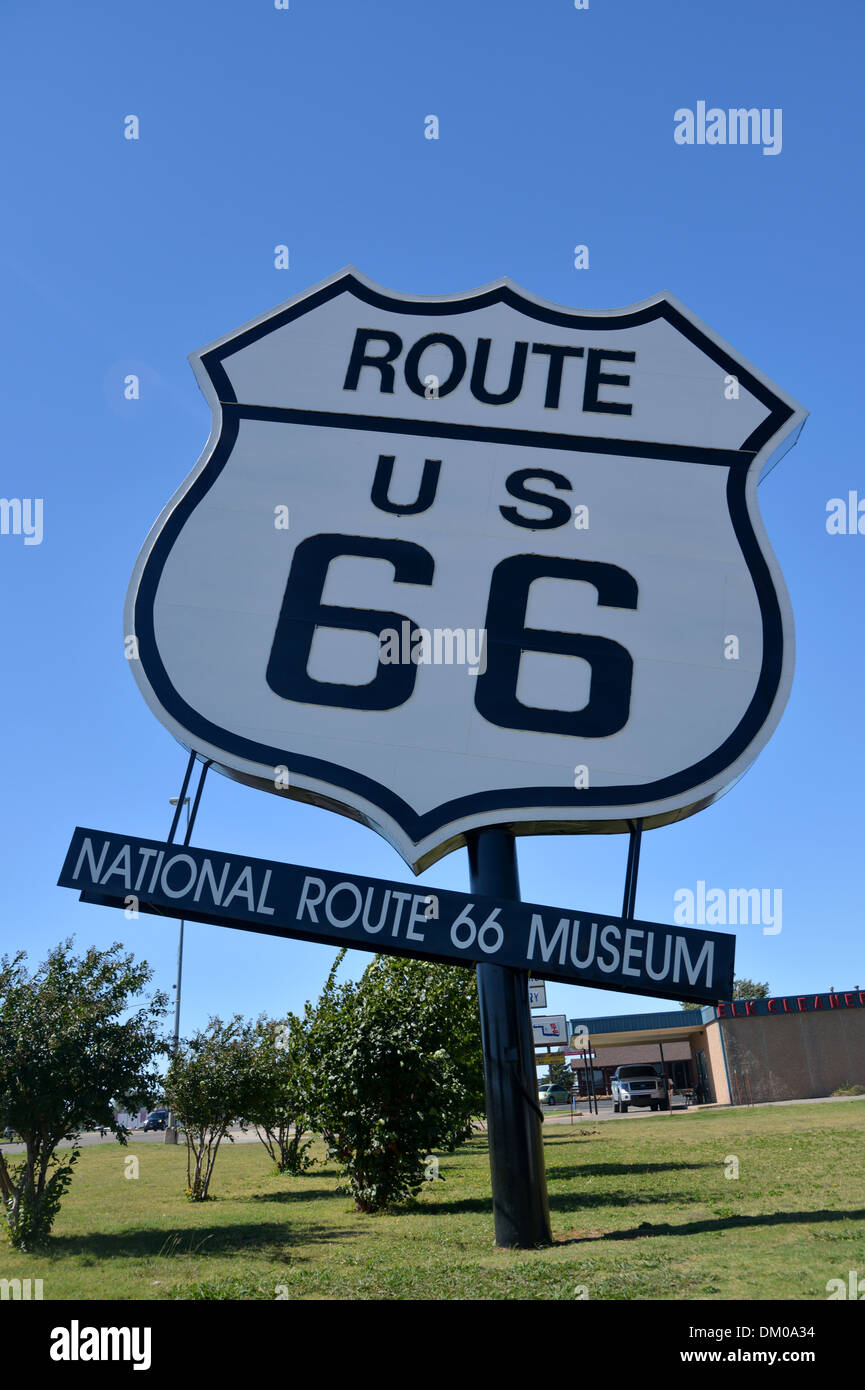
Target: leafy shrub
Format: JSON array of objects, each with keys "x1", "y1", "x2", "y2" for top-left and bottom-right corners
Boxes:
[
  {"x1": 305, "y1": 953, "x2": 483, "y2": 1212},
  {"x1": 0, "y1": 941, "x2": 166, "y2": 1247}
]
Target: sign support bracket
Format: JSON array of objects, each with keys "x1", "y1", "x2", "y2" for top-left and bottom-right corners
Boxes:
[
  {"x1": 621, "y1": 818, "x2": 644, "y2": 922},
  {"x1": 166, "y1": 753, "x2": 212, "y2": 846},
  {"x1": 166, "y1": 751, "x2": 197, "y2": 843},
  {"x1": 182, "y1": 759, "x2": 212, "y2": 845}
]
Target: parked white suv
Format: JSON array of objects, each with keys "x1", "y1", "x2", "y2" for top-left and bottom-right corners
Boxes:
[{"x1": 611, "y1": 1065, "x2": 668, "y2": 1113}]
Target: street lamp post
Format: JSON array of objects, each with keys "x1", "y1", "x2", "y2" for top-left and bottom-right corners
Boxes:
[{"x1": 164, "y1": 795, "x2": 189, "y2": 1145}]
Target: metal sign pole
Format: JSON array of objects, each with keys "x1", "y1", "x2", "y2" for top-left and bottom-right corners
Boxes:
[{"x1": 468, "y1": 827, "x2": 552, "y2": 1249}]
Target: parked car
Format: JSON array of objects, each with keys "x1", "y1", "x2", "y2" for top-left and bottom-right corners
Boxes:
[
  {"x1": 538, "y1": 1083, "x2": 572, "y2": 1107},
  {"x1": 141, "y1": 1109, "x2": 170, "y2": 1131},
  {"x1": 611, "y1": 1065, "x2": 668, "y2": 1112}
]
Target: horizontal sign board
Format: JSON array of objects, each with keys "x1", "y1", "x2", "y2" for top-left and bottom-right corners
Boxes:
[
  {"x1": 532, "y1": 1014, "x2": 569, "y2": 1046},
  {"x1": 529, "y1": 982, "x2": 547, "y2": 1009},
  {"x1": 58, "y1": 828, "x2": 734, "y2": 1004}
]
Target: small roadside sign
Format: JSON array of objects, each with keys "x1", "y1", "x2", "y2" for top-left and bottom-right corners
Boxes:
[
  {"x1": 531, "y1": 1014, "x2": 569, "y2": 1047},
  {"x1": 529, "y1": 981, "x2": 547, "y2": 1009}
]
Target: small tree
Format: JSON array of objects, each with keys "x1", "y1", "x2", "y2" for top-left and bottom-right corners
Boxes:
[
  {"x1": 0, "y1": 940, "x2": 167, "y2": 1248},
  {"x1": 731, "y1": 977, "x2": 771, "y2": 1001},
  {"x1": 679, "y1": 977, "x2": 771, "y2": 1010},
  {"x1": 306, "y1": 953, "x2": 483, "y2": 1213},
  {"x1": 244, "y1": 1014, "x2": 315, "y2": 1175},
  {"x1": 549, "y1": 1059, "x2": 576, "y2": 1091},
  {"x1": 165, "y1": 1016, "x2": 261, "y2": 1201}
]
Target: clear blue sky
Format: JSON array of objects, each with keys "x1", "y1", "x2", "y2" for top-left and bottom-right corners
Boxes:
[{"x1": 2, "y1": 0, "x2": 863, "y2": 1040}]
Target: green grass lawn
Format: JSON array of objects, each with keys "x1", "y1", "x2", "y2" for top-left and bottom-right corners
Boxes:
[{"x1": 3, "y1": 1101, "x2": 864, "y2": 1300}]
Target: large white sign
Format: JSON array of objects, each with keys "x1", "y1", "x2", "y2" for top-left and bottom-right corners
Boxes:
[{"x1": 125, "y1": 269, "x2": 805, "y2": 871}]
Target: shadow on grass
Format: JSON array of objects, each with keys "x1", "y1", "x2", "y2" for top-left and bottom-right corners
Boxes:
[
  {"x1": 250, "y1": 1188, "x2": 338, "y2": 1204},
  {"x1": 47, "y1": 1220, "x2": 353, "y2": 1263},
  {"x1": 412, "y1": 1189, "x2": 690, "y2": 1217},
  {"x1": 547, "y1": 1190, "x2": 698, "y2": 1213},
  {"x1": 559, "y1": 1207, "x2": 865, "y2": 1244},
  {"x1": 546, "y1": 1162, "x2": 713, "y2": 1180},
  {"x1": 408, "y1": 1195, "x2": 493, "y2": 1216},
  {"x1": 543, "y1": 1129, "x2": 601, "y2": 1138},
  {"x1": 462, "y1": 1128, "x2": 595, "y2": 1155},
  {"x1": 470, "y1": 1130, "x2": 602, "y2": 1152}
]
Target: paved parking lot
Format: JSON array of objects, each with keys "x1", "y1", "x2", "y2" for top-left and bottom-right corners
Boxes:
[
  {"x1": 6, "y1": 1096, "x2": 857, "y2": 1153},
  {"x1": 0, "y1": 1124, "x2": 260, "y2": 1153},
  {"x1": 541, "y1": 1096, "x2": 697, "y2": 1123}
]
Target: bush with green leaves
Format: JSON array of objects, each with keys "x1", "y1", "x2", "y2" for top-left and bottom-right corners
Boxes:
[
  {"x1": 0, "y1": 940, "x2": 167, "y2": 1248},
  {"x1": 244, "y1": 1013, "x2": 315, "y2": 1175},
  {"x1": 305, "y1": 953, "x2": 483, "y2": 1212},
  {"x1": 165, "y1": 1016, "x2": 263, "y2": 1201}
]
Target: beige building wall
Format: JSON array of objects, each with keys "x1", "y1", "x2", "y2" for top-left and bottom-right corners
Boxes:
[
  {"x1": 721, "y1": 1010, "x2": 865, "y2": 1103},
  {"x1": 683, "y1": 1023, "x2": 731, "y2": 1105},
  {"x1": 703, "y1": 1021, "x2": 731, "y2": 1106}
]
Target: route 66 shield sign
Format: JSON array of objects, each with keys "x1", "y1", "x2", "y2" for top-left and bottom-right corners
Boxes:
[{"x1": 125, "y1": 268, "x2": 806, "y2": 871}]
